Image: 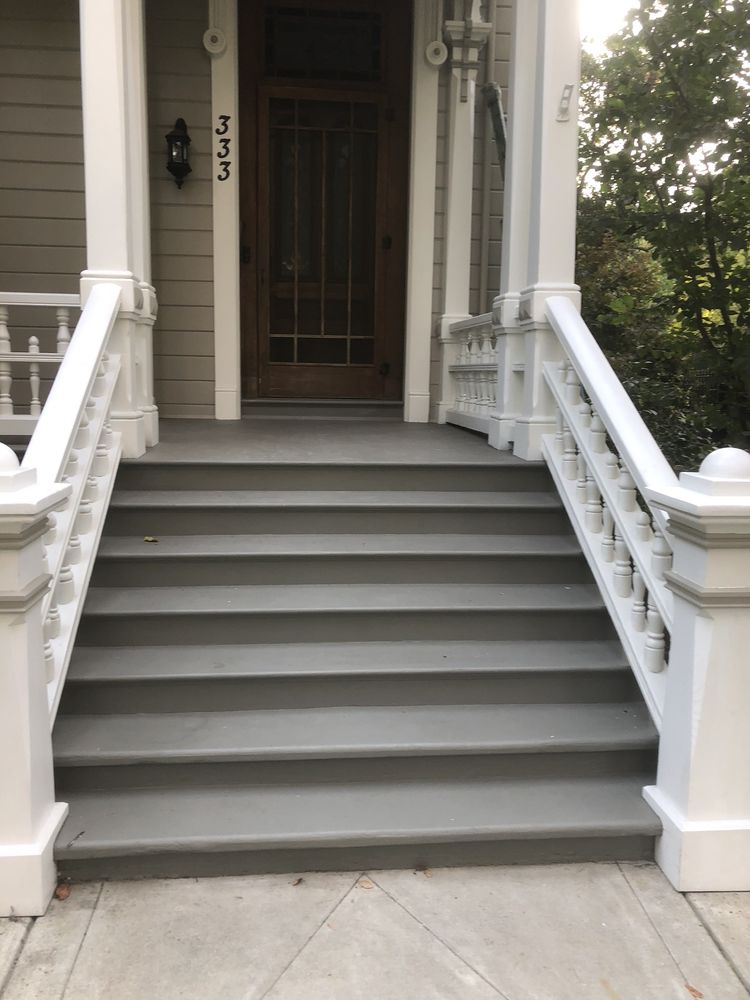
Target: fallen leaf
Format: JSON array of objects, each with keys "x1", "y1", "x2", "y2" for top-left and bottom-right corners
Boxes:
[
  {"x1": 292, "y1": 877, "x2": 304, "y2": 887},
  {"x1": 686, "y1": 987, "x2": 704, "y2": 999},
  {"x1": 358, "y1": 879, "x2": 374, "y2": 890},
  {"x1": 422, "y1": 868, "x2": 434, "y2": 878},
  {"x1": 143, "y1": 536, "x2": 159, "y2": 544},
  {"x1": 54, "y1": 882, "x2": 71, "y2": 901}
]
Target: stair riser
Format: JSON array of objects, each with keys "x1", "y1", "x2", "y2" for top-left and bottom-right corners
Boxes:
[
  {"x1": 90, "y1": 554, "x2": 591, "y2": 588},
  {"x1": 55, "y1": 750, "x2": 657, "y2": 792},
  {"x1": 104, "y1": 507, "x2": 570, "y2": 536},
  {"x1": 116, "y1": 464, "x2": 552, "y2": 493},
  {"x1": 59, "y1": 669, "x2": 640, "y2": 715},
  {"x1": 55, "y1": 834, "x2": 656, "y2": 881},
  {"x1": 77, "y1": 608, "x2": 615, "y2": 646}
]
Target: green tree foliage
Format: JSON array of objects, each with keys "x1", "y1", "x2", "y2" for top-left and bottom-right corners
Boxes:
[{"x1": 578, "y1": 0, "x2": 750, "y2": 458}]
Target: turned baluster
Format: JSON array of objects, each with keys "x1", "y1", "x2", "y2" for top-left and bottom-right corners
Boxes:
[
  {"x1": 56, "y1": 564, "x2": 75, "y2": 606},
  {"x1": 604, "y1": 453, "x2": 619, "y2": 481},
  {"x1": 589, "y1": 411, "x2": 606, "y2": 453},
  {"x1": 618, "y1": 468, "x2": 636, "y2": 513},
  {"x1": 645, "y1": 596, "x2": 666, "y2": 673},
  {"x1": 67, "y1": 534, "x2": 82, "y2": 565},
  {"x1": 585, "y1": 474, "x2": 603, "y2": 533},
  {"x1": 614, "y1": 527, "x2": 633, "y2": 597},
  {"x1": 56, "y1": 307, "x2": 71, "y2": 354},
  {"x1": 487, "y1": 372, "x2": 497, "y2": 410},
  {"x1": 92, "y1": 358, "x2": 108, "y2": 397},
  {"x1": 651, "y1": 525, "x2": 673, "y2": 580},
  {"x1": 562, "y1": 423, "x2": 577, "y2": 480},
  {"x1": 74, "y1": 411, "x2": 90, "y2": 450},
  {"x1": 631, "y1": 571, "x2": 646, "y2": 632},
  {"x1": 635, "y1": 510, "x2": 652, "y2": 543},
  {"x1": 601, "y1": 503, "x2": 615, "y2": 562},
  {"x1": 28, "y1": 335, "x2": 41, "y2": 416},
  {"x1": 480, "y1": 330, "x2": 493, "y2": 364},
  {"x1": 565, "y1": 364, "x2": 581, "y2": 407},
  {"x1": 0, "y1": 304, "x2": 12, "y2": 415},
  {"x1": 554, "y1": 408, "x2": 564, "y2": 456},
  {"x1": 76, "y1": 476, "x2": 97, "y2": 536},
  {"x1": 578, "y1": 393, "x2": 592, "y2": 431},
  {"x1": 468, "y1": 331, "x2": 481, "y2": 364},
  {"x1": 576, "y1": 452, "x2": 587, "y2": 504}
]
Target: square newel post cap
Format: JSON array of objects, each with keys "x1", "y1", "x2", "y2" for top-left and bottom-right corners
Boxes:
[
  {"x1": 0, "y1": 444, "x2": 70, "y2": 523},
  {"x1": 648, "y1": 448, "x2": 750, "y2": 521}
]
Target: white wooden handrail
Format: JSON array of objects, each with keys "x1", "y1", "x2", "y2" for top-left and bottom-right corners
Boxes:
[
  {"x1": 0, "y1": 283, "x2": 123, "y2": 720},
  {"x1": 0, "y1": 292, "x2": 80, "y2": 308},
  {"x1": 546, "y1": 297, "x2": 679, "y2": 512},
  {"x1": 542, "y1": 295, "x2": 678, "y2": 727}
]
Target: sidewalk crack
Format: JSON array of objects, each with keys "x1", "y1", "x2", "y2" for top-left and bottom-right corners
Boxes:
[
  {"x1": 368, "y1": 873, "x2": 512, "y2": 1000},
  {"x1": 60, "y1": 881, "x2": 104, "y2": 1000}
]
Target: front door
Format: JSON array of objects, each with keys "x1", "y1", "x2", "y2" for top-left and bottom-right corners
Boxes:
[{"x1": 239, "y1": 2, "x2": 411, "y2": 400}]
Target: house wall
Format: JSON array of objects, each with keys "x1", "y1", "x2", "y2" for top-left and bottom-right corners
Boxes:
[
  {"x1": 0, "y1": 0, "x2": 84, "y2": 357},
  {"x1": 0, "y1": 1, "x2": 511, "y2": 421},
  {"x1": 146, "y1": 0, "x2": 215, "y2": 418}
]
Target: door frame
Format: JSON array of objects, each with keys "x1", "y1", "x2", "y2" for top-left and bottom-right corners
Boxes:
[{"x1": 205, "y1": 0, "x2": 441, "y2": 420}]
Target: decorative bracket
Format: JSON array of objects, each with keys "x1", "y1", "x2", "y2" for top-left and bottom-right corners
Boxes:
[{"x1": 444, "y1": 1, "x2": 491, "y2": 102}]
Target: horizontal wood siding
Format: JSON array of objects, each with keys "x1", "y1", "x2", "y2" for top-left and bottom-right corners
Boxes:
[
  {"x1": 147, "y1": 0, "x2": 215, "y2": 418},
  {"x1": 0, "y1": 0, "x2": 84, "y2": 309}
]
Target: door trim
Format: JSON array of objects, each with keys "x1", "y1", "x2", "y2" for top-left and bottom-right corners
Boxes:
[{"x1": 206, "y1": 0, "x2": 442, "y2": 420}]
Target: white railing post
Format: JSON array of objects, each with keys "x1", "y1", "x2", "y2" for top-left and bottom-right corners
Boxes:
[
  {"x1": 79, "y1": 0, "x2": 157, "y2": 457},
  {"x1": 0, "y1": 445, "x2": 69, "y2": 917},
  {"x1": 644, "y1": 448, "x2": 750, "y2": 891},
  {"x1": 512, "y1": 0, "x2": 581, "y2": 461}
]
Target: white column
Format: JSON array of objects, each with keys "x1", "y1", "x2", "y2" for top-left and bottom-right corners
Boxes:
[
  {"x1": 488, "y1": 0, "x2": 538, "y2": 450},
  {"x1": 512, "y1": 0, "x2": 581, "y2": 461},
  {"x1": 403, "y1": 2, "x2": 443, "y2": 423},
  {"x1": 206, "y1": 0, "x2": 241, "y2": 420},
  {"x1": 0, "y1": 446, "x2": 69, "y2": 916},
  {"x1": 645, "y1": 448, "x2": 750, "y2": 891},
  {"x1": 79, "y1": 0, "x2": 157, "y2": 457},
  {"x1": 436, "y1": 1, "x2": 491, "y2": 423}
]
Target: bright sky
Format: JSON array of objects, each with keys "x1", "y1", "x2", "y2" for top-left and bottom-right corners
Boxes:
[{"x1": 579, "y1": 0, "x2": 637, "y2": 50}]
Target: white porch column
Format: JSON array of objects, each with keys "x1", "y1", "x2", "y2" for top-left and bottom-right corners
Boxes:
[
  {"x1": 436, "y1": 2, "x2": 491, "y2": 423},
  {"x1": 404, "y1": 2, "x2": 443, "y2": 423},
  {"x1": 79, "y1": 0, "x2": 157, "y2": 457},
  {"x1": 645, "y1": 449, "x2": 750, "y2": 891},
  {"x1": 488, "y1": 0, "x2": 538, "y2": 451},
  {"x1": 0, "y1": 447, "x2": 69, "y2": 916},
  {"x1": 512, "y1": 0, "x2": 581, "y2": 461}
]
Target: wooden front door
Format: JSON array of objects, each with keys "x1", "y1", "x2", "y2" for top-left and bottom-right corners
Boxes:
[{"x1": 239, "y1": 2, "x2": 411, "y2": 400}]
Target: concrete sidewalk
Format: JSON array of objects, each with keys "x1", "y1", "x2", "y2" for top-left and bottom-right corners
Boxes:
[{"x1": 1, "y1": 863, "x2": 748, "y2": 1000}]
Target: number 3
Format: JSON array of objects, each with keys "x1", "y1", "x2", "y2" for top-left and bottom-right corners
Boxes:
[
  {"x1": 215, "y1": 114, "x2": 230, "y2": 136},
  {"x1": 217, "y1": 161, "x2": 231, "y2": 181}
]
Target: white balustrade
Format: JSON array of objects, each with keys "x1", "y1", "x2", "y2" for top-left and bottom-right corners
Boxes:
[
  {"x1": 0, "y1": 293, "x2": 80, "y2": 436},
  {"x1": 541, "y1": 297, "x2": 679, "y2": 726},
  {"x1": 442, "y1": 313, "x2": 498, "y2": 434}
]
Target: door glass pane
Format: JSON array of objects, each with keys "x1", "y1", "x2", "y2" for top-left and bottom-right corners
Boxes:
[
  {"x1": 267, "y1": 97, "x2": 379, "y2": 367},
  {"x1": 266, "y1": 9, "x2": 382, "y2": 82}
]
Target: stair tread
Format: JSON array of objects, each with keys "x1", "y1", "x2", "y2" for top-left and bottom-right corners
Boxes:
[
  {"x1": 55, "y1": 775, "x2": 660, "y2": 857},
  {"x1": 83, "y1": 583, "x2": 605, "y2": 616},
  {"x1": 96, "y1": 533, "x2": 581, "y2": 559},
  {"x1": 67, "y1": 639, "x2": 628, "y2": 682},
  {"x1": 54, "y1": 702, "x2": 656, "y2": 765},
  {"x1": 109, "y1": 489, "x2": 561, "y2": 509}
]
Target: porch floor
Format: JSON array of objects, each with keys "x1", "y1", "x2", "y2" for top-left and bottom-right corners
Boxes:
[
  {"x1": 2, "y1": 864, "x2": 749, "y2": 999},
  {"x1": 133, "y1": 417, "x2": 524, "y2": 466}
]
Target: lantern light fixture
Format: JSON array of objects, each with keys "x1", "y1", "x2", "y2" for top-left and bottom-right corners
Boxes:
[{"x1": 165, "y1": 118, "x2": 192, "y2": 188}]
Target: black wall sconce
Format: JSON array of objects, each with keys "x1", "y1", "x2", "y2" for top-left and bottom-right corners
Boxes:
[{"x1": 165, "y1": 118, "x2": 192, "y2": 188}]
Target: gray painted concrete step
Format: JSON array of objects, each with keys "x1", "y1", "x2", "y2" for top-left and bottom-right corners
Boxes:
[
  {"x1": 55, "y1": 775, "x2": 660, "y2": 861},
  {"x1": 53, "y1": 703, "x2": 657, "y2": 767},
  {"x1": 82, "y1": 583, "x2": 605, "y2": 617},
  {"x1": 66, "y1": 639, "x2": 629, "y2": 682},
  {"x1": 91, "y1": 533, "x2": 589, "y2": 586},
  {"x1": 116, "y1": 460, "x2": 552, "y2": 493},
  {"x1": 109, "y1": 488, "x2": 561, "y2": 508}
]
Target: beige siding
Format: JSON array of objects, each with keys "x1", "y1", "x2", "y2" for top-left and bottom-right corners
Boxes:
[
  {"x1": 0, "y1": 0, "x2": 84, "y2": 327},
  {"x1": 147, "y1": 0, "x2": 215, "y2": 418}
]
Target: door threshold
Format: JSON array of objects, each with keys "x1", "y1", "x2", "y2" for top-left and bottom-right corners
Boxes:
[{"x1": 241, "y1": 400, "x2": 405, "y2": 421}]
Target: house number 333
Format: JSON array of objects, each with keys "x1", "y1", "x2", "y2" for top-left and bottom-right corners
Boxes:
[{"x1": 215, "y1": 114, "x2": 232, "y2": 181}]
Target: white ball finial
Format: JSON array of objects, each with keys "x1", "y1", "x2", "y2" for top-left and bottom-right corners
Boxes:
[
  {"x1": 0, "y1": 442, "x2": 20, "y2": 474},
  {"x1": 699, "y1": 447, "x2": 750, "y2": 481}
]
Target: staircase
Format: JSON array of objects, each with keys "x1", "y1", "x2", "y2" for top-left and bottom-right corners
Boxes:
[{"x1": 53, "y1": 428, "x2": 660, "y2": 879}]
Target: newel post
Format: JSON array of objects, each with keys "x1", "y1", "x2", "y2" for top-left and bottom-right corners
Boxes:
[
  {"x1": 644, "y1": 448, "x2": 750, "y2": 890},
  {"x1": 0, "y1": 445, "x2": 69, "y2": 916}
]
